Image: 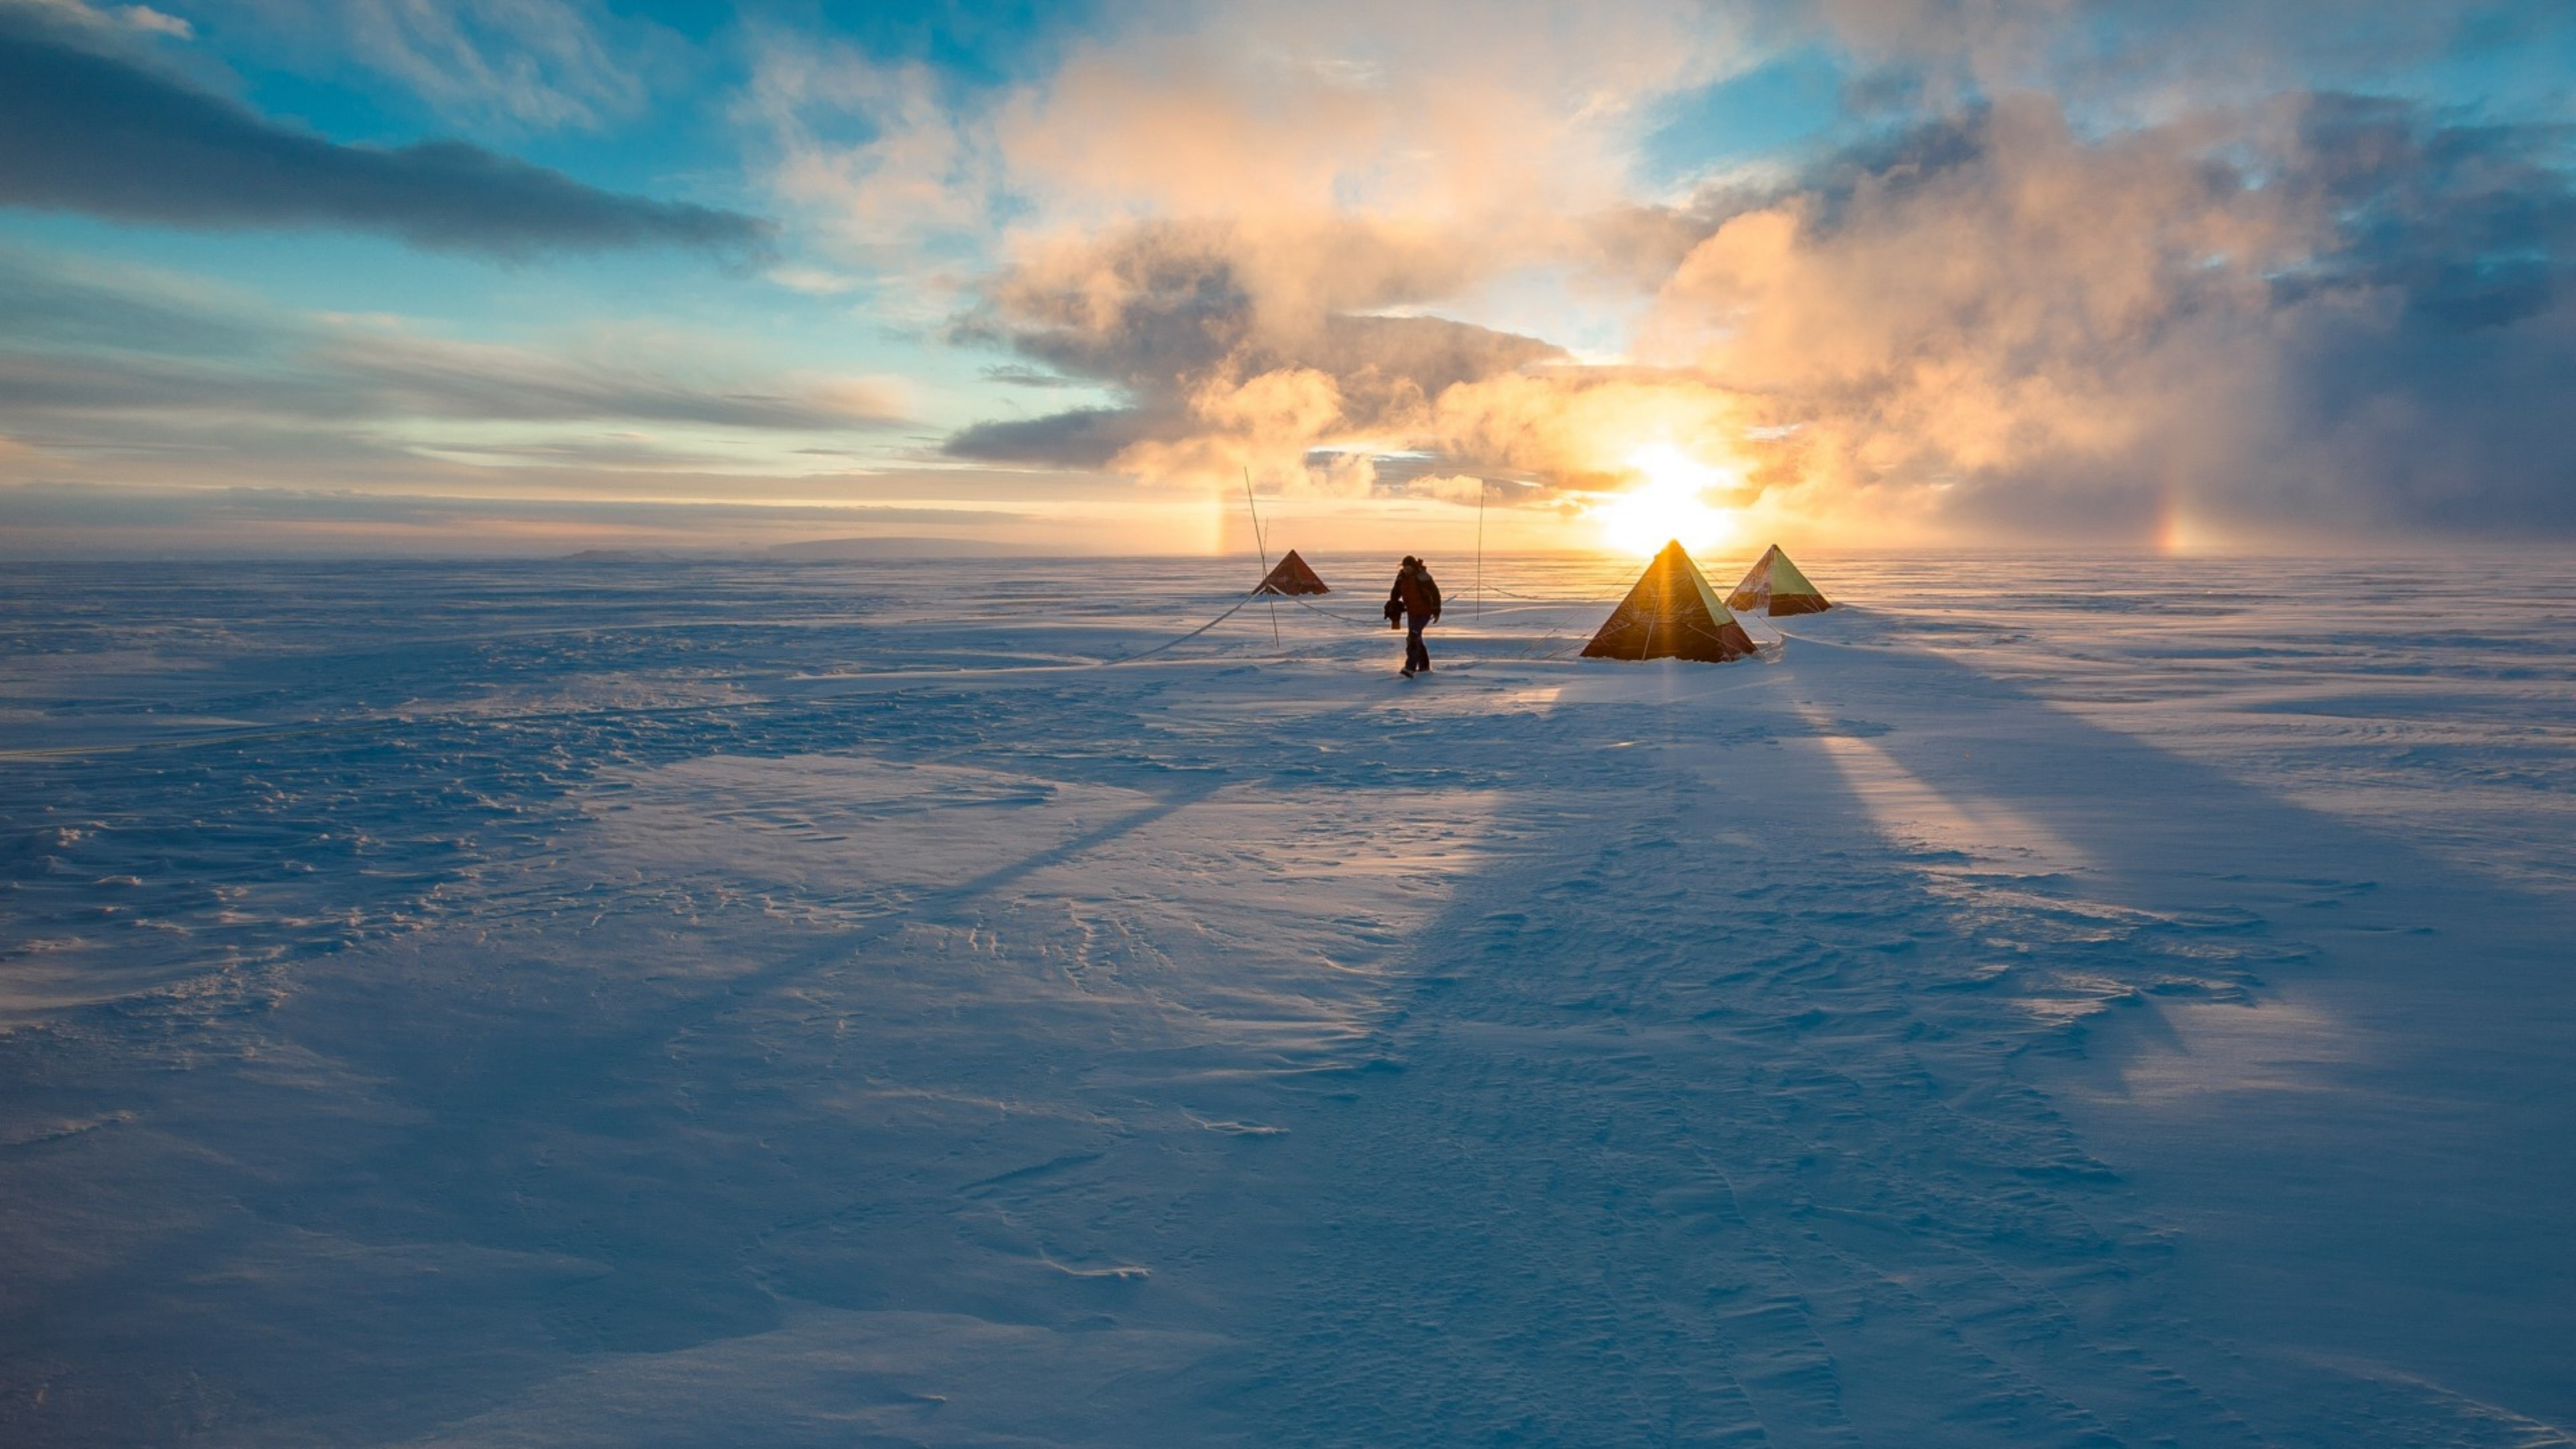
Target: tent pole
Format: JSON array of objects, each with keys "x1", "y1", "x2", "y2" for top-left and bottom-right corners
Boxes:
[
  {"x1": 1244, "y1": 466, "x2": 1278, "y2": 646},
  {"x1": 1475, "y1": 478, "x2": 1486, "y2": 621}
]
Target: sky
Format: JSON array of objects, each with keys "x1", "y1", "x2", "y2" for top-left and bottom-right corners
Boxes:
[{"x1": 1, "y1": 0, "x2": 2571, "y2": 557}]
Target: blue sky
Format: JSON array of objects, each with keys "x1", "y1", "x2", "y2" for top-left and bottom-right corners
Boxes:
[{"x1": 2, "y1": 0, "x2": 2571, "y2": 555}]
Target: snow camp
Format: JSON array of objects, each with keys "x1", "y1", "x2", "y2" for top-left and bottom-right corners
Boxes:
[{"x1": 5, "y1": 3, "x2": 2573, "y2": 1445}]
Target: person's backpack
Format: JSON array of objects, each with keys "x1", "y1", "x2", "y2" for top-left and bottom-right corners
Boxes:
[{"x1": 1421, "y1": 572, "x2": 1442, "y2": 616}]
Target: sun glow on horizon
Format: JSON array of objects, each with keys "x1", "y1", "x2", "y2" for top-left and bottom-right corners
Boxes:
[{"x1": 1593, "y1": 444, "x2": 1741, "y2": 557}]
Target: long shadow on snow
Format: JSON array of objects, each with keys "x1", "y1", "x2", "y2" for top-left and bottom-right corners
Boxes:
[
  {"x1": 1205, "y1": 627, "x2": 2573, "y2": 1446},
  {"x1": 23, "y1": 606, "x2": 2563, "y2": 1446},
  {"x1": 223, "y1": 765, "x2": 1233, "y2": 1372}
]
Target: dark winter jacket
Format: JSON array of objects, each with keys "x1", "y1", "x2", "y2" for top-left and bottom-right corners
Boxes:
[{"x1": 1389, "y1": 565, "x2": 1442, "y2": 622}]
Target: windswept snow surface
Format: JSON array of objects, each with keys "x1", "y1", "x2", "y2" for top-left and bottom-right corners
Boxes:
[{"x1": 2, "y1": 553, "x2": 2571, "y2": 1446}]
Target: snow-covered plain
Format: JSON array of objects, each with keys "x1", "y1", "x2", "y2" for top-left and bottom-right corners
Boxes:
[{"x1": 3, "y1": 552, "x2": 2570, "y2": 1446}]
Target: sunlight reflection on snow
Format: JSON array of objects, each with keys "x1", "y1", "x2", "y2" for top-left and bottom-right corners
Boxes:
[
  {"x1": 2111, "y1": 996, "x2": 2365, "y2": 1106},
  {"x1": 1793, "y1": 704, "x2": 2092, "y2": 873}
]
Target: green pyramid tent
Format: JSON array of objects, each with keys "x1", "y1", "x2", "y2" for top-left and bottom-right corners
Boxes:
[
  {"x1": 1256, "y1": 549, "x2": 1330, "y2": 596},
  {"x1": 1581, "y1": 540, "x2": 1759, "y2": 662},
  {"x1": 1725, "y1": 544, "x2": 1831, "y2": 615}
]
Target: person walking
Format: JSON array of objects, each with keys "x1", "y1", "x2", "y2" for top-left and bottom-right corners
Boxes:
[{"x1": 1386, "y1": 555, "x2": 1442, "y2": 676}]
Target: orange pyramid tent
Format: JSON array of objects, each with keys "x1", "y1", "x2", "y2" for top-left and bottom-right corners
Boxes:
[
  {"x1": 1580, "y1": 540, "x2": 1759, "y2": 663},
  {"x1": 1725, "y1": 544, "x2": 1831, "y2": 615},
  {"x1": 1255, "y1": 549, "x2": 1330, "y2": 596}
]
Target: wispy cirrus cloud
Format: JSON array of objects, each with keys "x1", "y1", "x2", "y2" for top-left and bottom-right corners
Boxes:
[
  {"x1": 0, "y1": 3, "x2": 768, "y2": 258},
  {"x1": 307, "y1": 329, "x2": 912, "y2": 431},
  {"x1": 0, "y1": 336, "x2": 908, "y2": 433},
  {"x1": 218, "y1": 0, "x2": 674, "y2": 133},
  {"x1": 735, "y1": 30, "x2": 1007, "y2": 326},
  {"x1": 12, "y1": 0, "x2": 189, "y2": 38},
  {"x1": 0, "y1": 248, "x2": 910, "y2": 500}
]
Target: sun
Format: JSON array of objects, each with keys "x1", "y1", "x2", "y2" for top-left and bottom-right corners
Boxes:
[{"x1": 1594, "y1": 444, "x2": 1740, "y2": 557}]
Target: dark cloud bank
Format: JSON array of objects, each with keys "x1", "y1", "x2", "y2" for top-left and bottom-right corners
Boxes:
[{"x1": 0, "y1": 8, "x2": 769, "y2": 260}]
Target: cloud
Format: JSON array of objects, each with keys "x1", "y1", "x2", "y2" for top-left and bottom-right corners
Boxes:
[
  {"x1": 751, "y1": 0, "x2": 1758, "y2": 492},
  {"x1": 1629, "y1": 91, "x2": 2576, "y2": 536},
  {"x1": 945, "y1": 408, "x2": 1159, "y2": 468},
  {"x1": 884, "y1": 7, "x2": 1847, "y2": 500},
  {"x1": 0, "y1": 333, "x2": 908, "y2": 434},
  {"x1": 746, "y1": 0, "x2": 1754, "y2": 275},
  {"x1": 1811, "y1": 0, "x2": 2576, "y2": 101},
  {"x1": 766, "y1": 264, "x2": 868, "y2": 296},
  {"x1": 946, "y1": 217, "x2": 1566, "y2": 484},
  {"x1": 0, "y1": 245, "x2": 265, "y2": 356},
  {"x1": 978, "y1": 364, "x2": 1085, "y2": 389},
  {"x1": 735, "y1": 30, "x2": 1008, "y2": 321},
  {"x1": 0, "y1": 7, "x2": 769, "y2": 258},
  {"x1": 903, "y1": 0, "x2": 2576, "y2": 539},
  {"x1": 2283, "y1": 94, "x2": 2576, "y2": 331},
  {"x1": 223, "y1": 0, "x2": 669, "y2": 132},
  {"x1": 989, "y1": 0, "x2": 1758, "y2": 223},
  {"x1": 307, "y1": 330, "x2": 912, "y2": 431},
  {"x1": 0, "y1": 245, "x2": 917, "y2": 453},
  {"x1": 13, "y1": 0, "x2": 189, "y2": 39}
]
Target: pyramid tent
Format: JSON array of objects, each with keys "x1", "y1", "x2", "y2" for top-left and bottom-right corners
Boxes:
[
  {"x1": 1725, "y1": 544, "x2": 1832, "y2": 616},
  {"x1": 1581, "y1": 540, "x2": 1760, "y2": 663},
  {"x1": 1255, "y1": 549, "x2": 1331, "y2": 596}
]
